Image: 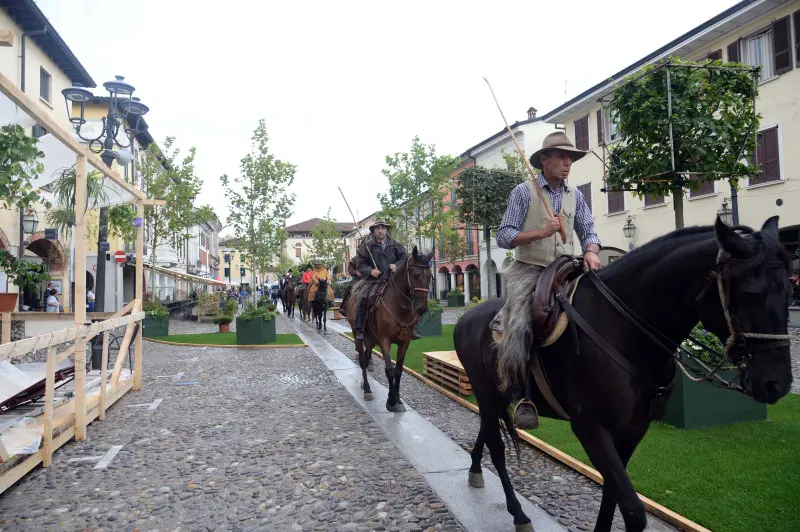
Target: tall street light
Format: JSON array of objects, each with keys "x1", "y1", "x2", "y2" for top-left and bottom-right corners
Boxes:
[{"x1": 62, "y1": 76, "x2": 149, "y2": 311}]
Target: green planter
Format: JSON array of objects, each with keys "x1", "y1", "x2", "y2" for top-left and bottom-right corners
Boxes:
[
  {"x1": 417, "y1": 310, "x2": 443, "y2": 337},
  {"x1": 447, "y1": 294, "x2": 465, "y2": 307},
  {"x1": 236, "y1": 316, "x2": 276, "y2": 345},
  {"x1": 662, "y1": 368, "x2": 766, "y2": 429},
  {"x1": 142, "y1": 316, "x2": 169, "y2": 338}
]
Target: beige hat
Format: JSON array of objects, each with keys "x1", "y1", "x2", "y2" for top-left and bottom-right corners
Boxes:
[
  {"x1": 529, "y1": 131, "x2": 587, "y2": 170},
  {"x1": 368, "y1": 219, "x2": 391, "y2": 232}
]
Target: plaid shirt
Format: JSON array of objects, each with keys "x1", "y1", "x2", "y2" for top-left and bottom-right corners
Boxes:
[{"x1": 496, "y1": 174, "x2": 601, "y2": 251}]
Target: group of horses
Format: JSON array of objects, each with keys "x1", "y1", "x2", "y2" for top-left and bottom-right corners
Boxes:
[
  {"x1": 278, "y1": 278, "x2": 329, "y2": 331},
  {"x1": 332, "y1": 218, "x2": 794, "y2": 532}
]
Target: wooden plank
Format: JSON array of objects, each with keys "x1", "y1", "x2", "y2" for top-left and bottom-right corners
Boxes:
[
  {"x1": 56, "y1": 344, "x2": 77, "y2": 364},
  {"x1": 423, "y1": 350, "x2": 463, "y2": 368},
  {"x1": 134, "y1": 201, "x2": 144, "y2": 391},
  {"x1": 425, "y1": 359, "x2": 470, "y2": 381},
  {"x1": 99, "y1": 331, "x2": 109, "y2": 421},
  {"x1": 138, "y1": 199, "x2": 167, "y2": 206},
  {"x1": 42, "y1": 346, "x2": 56, "y2": 467},
  {"x1": 1, "y1": 312, "x2": 10, "y2": 345},
  {"x1": 73, "y1": 154, "x2": 87, "y2": 442},
  {"x1": 111, "y1": 299, "x2": 139, "y2": 386}
]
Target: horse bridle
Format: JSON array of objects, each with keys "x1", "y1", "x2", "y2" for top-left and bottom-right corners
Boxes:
[{"x1": 390, "y1": 255, "x2": 431, "y2": 307}]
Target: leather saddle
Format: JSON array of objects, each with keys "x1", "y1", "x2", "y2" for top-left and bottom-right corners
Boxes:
[{"x1": 533, "y1": 256, "x2": 584, "y2": 347}]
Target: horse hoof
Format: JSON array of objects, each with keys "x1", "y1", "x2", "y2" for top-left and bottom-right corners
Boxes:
[
  {"x1": 467, "y1": 471, "x2": 485, "y2": 488},
  {"x1": 514, "y1": 522, "x2": 533, "y2": 532},
  {"x1": 364, "y1": 392, "x2": 373, "y2": 401},
  {"x1": 386, "y1": 402, "x2": 406, "y2": 412}
]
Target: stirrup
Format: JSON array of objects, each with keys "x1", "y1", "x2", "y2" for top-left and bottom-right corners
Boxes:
[{"x1": 512, "y1": 398, "x2": 539, "y2": 429}]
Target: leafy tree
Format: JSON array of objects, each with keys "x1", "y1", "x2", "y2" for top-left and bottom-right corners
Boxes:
[
  {"x1": 221, "y1": 120, "x2": 295, "y2": 300},
  {"x1": 377, "y1": 136, "x2": 458, "y2": 252},
  {"x1": 438, "y1": 224, "x2": 469, "y2": 265},
  {"x1": 0, "y1": 124, "x2": 46, "y2": 209},
  {"x1": 310, "y1": 209, "x2": 347, "y2": 272},
  {"x1": 606, "y1": 57, "x2": 760, "y2": 228},
  {"x1": 138, "y1": 137, "x2": 208, "y2": 299}
]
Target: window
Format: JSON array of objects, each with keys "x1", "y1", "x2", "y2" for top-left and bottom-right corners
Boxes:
[
  {"x1": 707, "y1": 49, "x2": 722, "y2": 61},
  {"x1": 739, "y1": 17, "x2": 793, "y2": 82},
  {"x1": 577, "y1": 183, "x2": 592, "y2": 213},
  {"x1": 295, "y1": 243, "x2": 301, "y2": 258},
  {"x1": 39, "y1": 67, "x2": 51, "y2": 102},
  {"x1": 794, "y1": 10, "x2": 800, "y2": 67},
  {"x1": 750, "y1": 125, "x2": 780, "y2": 185},
  {"x1": 601, "y1": 108, "x2": 619, "y2": 143},
  {"x1": 466, "y1": 225, "x2": 474, "y2": 255},
  {"x1": 607, "y1": 189, "x2": 624, "y2": 214},
  {"x1": 574, "y1": 115, "x2": 589, "y2": 150},
  {"x1": 596, "y1": 110, "x2": 604, "y2": 145},
  {"x1": 240, "y1": 254, "x2": 247, "y2": 264},
  {"x1": 689, "y1": 179, "x2": 715, "y2": 198},
  {"x1": 743, "y1": 31, "x2": 774, "y2": 81},
  {"x1": 644, "y1": 194, "x2": 665, "y2": 206},
  {"x1": 772, "y1": 16, "x2": 792, "y2": 75},
  {"x1": 224, "y1": 267, "x2": 230, "y2": 278}
]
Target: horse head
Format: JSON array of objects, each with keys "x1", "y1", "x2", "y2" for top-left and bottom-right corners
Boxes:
[
  {"x1": 696, "y1": 216, "x2": 793, "y2": 404},
  {"x1": 316, "y1": 279, "x2": 329, "y2": 303},
  {"x1": 404, "y1": 246, "x2": 435, "y2": 316}
]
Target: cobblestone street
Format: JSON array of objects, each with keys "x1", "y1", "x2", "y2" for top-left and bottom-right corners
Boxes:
[{"x1": 0, "y1": 316, "x2": 463, "y2": 532}]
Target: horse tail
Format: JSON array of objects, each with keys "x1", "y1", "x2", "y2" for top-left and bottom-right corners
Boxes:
[{"x1": 499, "y1": 407, "x2": 521, "y2": 458}]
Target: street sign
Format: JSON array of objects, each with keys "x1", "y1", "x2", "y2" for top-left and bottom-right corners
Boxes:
[
  {"x1": 114, "y1": 250, "x2": 127, "y2": 264},
  {"x1": 44, "y1": 228, "x2": 58, "y2": 240},
  {"x1": 100, "y1": 242, "x2": 110, "y2": 251}
]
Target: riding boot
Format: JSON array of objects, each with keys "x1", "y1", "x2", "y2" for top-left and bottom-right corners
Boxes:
[
  {"x1": 354, "y1": 299, "x2": 367, "y2": 342},
  {"x1": 511, "y1": 377, "x2": 539, "y2": 430},
  {"x1": 411, "y1": 326, "x2": 421, "y2": 340}
]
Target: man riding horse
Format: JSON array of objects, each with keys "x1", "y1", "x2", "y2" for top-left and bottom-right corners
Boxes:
[
  {"x1": 308, "y1": 259, "x2": 335, "y2": 305},
  {"x1": 352, "y1": 220, "x2": 420, "y2": 341},
  {"x1": 494, "y1": 131, "x2": 603, "y2": 430}
]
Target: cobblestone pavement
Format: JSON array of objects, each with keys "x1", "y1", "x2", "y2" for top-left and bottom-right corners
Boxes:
[
  {"x1": 322, "y1": 328, "x2": 676, "y2": 532},
  {"x1": 0, "y1": 315, "x2": 463, "y2": 532},
  {"x1": 790, "y1": 328, "x2": 800, "y2": 394},
  {"x1": 440, "y1": 308, "x2": 465, "y2": 325}
]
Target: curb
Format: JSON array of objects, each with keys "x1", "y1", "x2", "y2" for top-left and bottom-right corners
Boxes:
[
  {"x1": 338, "y1": 331, "x2": 709, "y2": 532},
  {"x1": 144, "y1": 337, "x2": 307, "y2": 349}
]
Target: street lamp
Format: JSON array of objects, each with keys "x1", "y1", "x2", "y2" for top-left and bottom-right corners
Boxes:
[
  {"x1": 717, "y1": 199, "x2": 734, "y2": 226},
  {"x1": 622, "y1": 216, "x2": 636, "y2": 239},
  {"x1": 21, "y1": 210, "x2": 38, "y2": 235},
  {"x1": 62, "y1": 76, "x2": 150, "y2": 312}
]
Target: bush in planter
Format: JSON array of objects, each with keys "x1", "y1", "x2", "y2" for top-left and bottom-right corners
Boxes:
[
  {"x1": 416, "y1": 299, "x2": 443, "y2": 337},
  {"x1": 446, "y1": 288, "x2": 465, "y2": 307},
  {"x1": 663, "y1": 322, "x2": 765, "y2": 429},
  {"x1": 0, "y1": 249, "x2": 51, "y2": 311},
  {"x1": 142, "y1": 299, "x2": 170, "y2": 337},
  {"x1": 236, "y1": 303, "x2": 278, "y2": 344}
]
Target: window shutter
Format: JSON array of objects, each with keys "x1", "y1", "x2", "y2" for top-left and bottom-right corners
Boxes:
[
  {"x1": 644, "y1": 194, "x2": 664, "y2": 206},
  {"x1": 773, "y1": 16, "x2": 792, "y2": 75},
  {"x1": 707, "y1": 49, "x2": 722, "y2": 61},
  {"x1": 574, "y1": 115, "x2": 589, "y2": 151},
  {"x1": 578, "y1": 183, "x2": 592, "y2": 213},
  {"x1": 607, "y1": 189, "x2": 624, "y2": 214},
  {"x1": 727, "y1": 40, "x2": 740, "y2": 62},
  {"x1": 751, "y1": 126, "x2": 780, "y2": 185},
  {"x1": 596, "y1": 109, "x2": 604, "y2": 145},
  {"x1": 793, "y1": 10, "x2": 800, "y2": 67}
]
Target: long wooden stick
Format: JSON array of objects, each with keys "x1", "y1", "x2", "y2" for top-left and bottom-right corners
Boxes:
[
  {"x1": 338, "y1": 187, "x2": 377, "y2": 269},
  {"x1": 483, "y1": 77, "x2": 567, "y2": 244}
]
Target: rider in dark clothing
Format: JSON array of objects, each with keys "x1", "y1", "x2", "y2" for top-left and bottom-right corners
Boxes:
[{"x1": 353, "y1": 219, "x2": 418, "y2": 341}]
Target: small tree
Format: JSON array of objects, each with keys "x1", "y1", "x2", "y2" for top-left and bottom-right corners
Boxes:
[
  {"x1": 222, "y1": 120, "x2": 295, "y2": 301},
  {"x1": 0, "y1": 124, "x2": 46, "y2": 209},
  {"x1": 606, "y1": 57, "x2": 760, "y2": 228},
  {"x1": 310, "y1": 209, "x2": 347, "y2": 272}
]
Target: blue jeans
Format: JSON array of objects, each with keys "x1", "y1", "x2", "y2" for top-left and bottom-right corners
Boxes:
[{"x1": 87, "y1": 302, "x2": 95, "y2": 312}]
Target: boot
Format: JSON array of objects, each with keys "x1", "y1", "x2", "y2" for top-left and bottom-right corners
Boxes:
[
  {"x1": 411, "y1": 327, "x2": 421, "y2": 340},
  {"x1": 354, "y1": 299, "x2": 367, "y2": 342},
  {"x1": 512, "y1": 399, "x2": 539, "y2": 430}
]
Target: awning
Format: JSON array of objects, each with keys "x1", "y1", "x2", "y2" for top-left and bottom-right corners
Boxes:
[{"x1": 144, "y1": 264, "x2": 227, "y2": 286}]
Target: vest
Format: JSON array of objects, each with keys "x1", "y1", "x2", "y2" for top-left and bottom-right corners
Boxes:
[{"x1": 515, "y1": 179, "x2": 576, "y2": 267}]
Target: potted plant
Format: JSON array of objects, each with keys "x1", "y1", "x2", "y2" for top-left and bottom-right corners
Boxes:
[
  {"x1": 662, "y1": 323, "x2": 766, "y2": 429},
  {"x1": 416, "y1": 299, "x2": 443, "y2": 337},
  {"x1": 446, "y1": 288, "x2": 465, "y2": 308},
  {"x1": 236, "y1": 303, "x2": 278, "y2": 345},
  {"x1": 213, "y1": 312, "x2": 233, "y2": 333},
  {"x1": 142, "y1": 299, "x2": 170, "y2": 338},
  {"x1": 0, "y1": 249, "x2": 51, "y2": 312}
]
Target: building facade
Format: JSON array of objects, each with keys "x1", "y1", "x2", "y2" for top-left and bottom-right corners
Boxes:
[{"x1": 284, "y1": 218, "x2": 353, "y2": 276}]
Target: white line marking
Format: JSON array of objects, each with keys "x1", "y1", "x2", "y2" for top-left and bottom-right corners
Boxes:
[
  {"x1": 94, "y1": 445, "x2": 123, "y2": 470},
  {"x1": 174, "y1": 372, "x2": 184, "y2": 381},
  {"x1": 127, "y1": 403, "x2": 152, "y2": 408},
  {"x1": 148, "y1": 398, "x2": 163, "y2": 411},
  {"x1": 68, "y1": 455, "x2": 104, "y2": 463}
]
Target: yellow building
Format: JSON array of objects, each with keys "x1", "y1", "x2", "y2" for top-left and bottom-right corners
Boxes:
[
  {"x1": 0, "y1": 1, "x2": 96, "y2": 310},
  {"x1": 542, "y1": 0, "x2": 800, "y2": 266},
  {"x1": 218, "y1": 237, "x2": 249, "y2": 286}
]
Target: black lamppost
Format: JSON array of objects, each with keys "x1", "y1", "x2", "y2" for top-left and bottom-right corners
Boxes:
[
  {"x1": 717, "y1": 198, "x2": 734, "y2": 226},
  {"x1": 622, "y1": 216, "x2": 637, "y2": 239},
  {"x1": 61, "y1": 76, "x2": 149, "y2": 312}
]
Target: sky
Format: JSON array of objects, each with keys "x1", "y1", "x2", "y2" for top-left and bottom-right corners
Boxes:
[{"x1": 37, "y1": 0, "x2": 737, "y2": 236}]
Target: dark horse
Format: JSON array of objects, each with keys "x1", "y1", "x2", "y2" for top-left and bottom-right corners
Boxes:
[
  {"x1": 454, "y1": 218, "x2": 793, "y2": 532},
  {"x1": 312, "y1": 279, "x2": 329, "y2": 331},
  {"x1": 345, "y1": 247, "x2": 434, "y2": 412},
  {"x1": 280, "y1": 281, "x2": 295, "y2": 318},
  {"x1": 297, "y1": 285, "x2": 312, "y2": 322}
]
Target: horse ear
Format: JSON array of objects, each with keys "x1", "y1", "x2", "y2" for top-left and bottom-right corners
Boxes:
[
  {"x1": 715, "y1": 217, "x2": 753, "y2": 258},
  {"x1": 760, "y1": 216, "x2": 780, "y2": 239}
]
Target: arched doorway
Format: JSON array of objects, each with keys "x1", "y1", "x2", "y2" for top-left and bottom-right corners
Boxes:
[
  {"x1": 465, "y1": 264, "x2": 480, "y2": 300},
  {"x1": 438, "y1": 266, "x2": 451, "y2": 298},
  {"x1": 453, "y1": 265, "x2": 464, "y2": 292},
  {"x1": 484, "y1": 259, "x2": 499, "y2": 298},
  {"x1": 20, "y1": 233, "x2": 66, "y2": 310},
  {"x1": 598, "y1": 247, "x2": 626, "y2": 266}
]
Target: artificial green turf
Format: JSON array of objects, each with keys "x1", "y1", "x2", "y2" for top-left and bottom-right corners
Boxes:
[
  {"x1": 150, "y1": 332, "x2": 304, "y2": 345},
  {"x1": 347, "y1": 326, "x2": 800, "y2": 532}
]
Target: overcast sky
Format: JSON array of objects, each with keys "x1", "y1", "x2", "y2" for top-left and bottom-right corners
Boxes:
[{"x1": 38, "y1": 0, "x2": 736, "y2": 235}]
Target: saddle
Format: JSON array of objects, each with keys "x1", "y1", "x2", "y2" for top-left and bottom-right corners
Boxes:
[{"x1": 532, "y1": 256, "x2": 584, "y2": 346}]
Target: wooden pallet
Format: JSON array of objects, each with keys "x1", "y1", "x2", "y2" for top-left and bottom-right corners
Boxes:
[{"x1": 423, "y1": 351, "x2": 472, "y2": 396}]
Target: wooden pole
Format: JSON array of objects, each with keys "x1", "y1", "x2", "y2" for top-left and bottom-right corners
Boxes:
[
  {"x1": 73, "y1": 155, "x2": 88, "y2": 440},
  {"x1": 42, "y1": 345, "x2": 56, "y2": 467},
  {"x1": 0, "y1": 313, "x2": 9, "y2": 344},
  {"x1": 134, "y1": 201, "x2": 144, "y2": 391},
  {"x1": 98, "y1": 330, "x2": 109, "y2": 420}
]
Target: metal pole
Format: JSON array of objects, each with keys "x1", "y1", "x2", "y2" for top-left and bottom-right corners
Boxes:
[
  {"x1": 666, "y1": 65, "x2": 676, "y2": 173},
  {"x1": 730, "y1": 180, "x2": 740, "y2": 226},
  {"x1": 95, "y1": 113, "x2": 116, "y2": 313},
  {"x1": 17, "y1": 207, "x2": 24, "y2": 311}
]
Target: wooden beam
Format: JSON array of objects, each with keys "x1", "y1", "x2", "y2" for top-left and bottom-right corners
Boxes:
[
  {"x1": 134, "y1": 202, "x2": 144, "y2": 391},
  {"x1": 42, "y1": 346, "x2": 56, "y2": 467},
  {"x1": 73, "y1": 154, "x2": 87, "y2": 441},
  {"x1": 138, "y1": 199, "x2": 167, "y2": 206},
  {"x1": 110, "y1": 301, "x2": 139, "y2": 386},
  {"x1": 99, "y1": 330, "x2": 109, "y2": 421},
  {"x1": 1, "y1": 312, "x2": 10, "y2": 345},
  {"x1": 0, "y1": 30, "x2": 14, "y2": 47},
  {"x1": 0, "y1": 72, "x2": 146, "y2": 201}
]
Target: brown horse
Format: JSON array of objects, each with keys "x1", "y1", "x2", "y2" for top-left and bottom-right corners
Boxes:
[
  {"x1": 281, "y1": 281, "x2": 296, "y2": 318},
  {"x1": 297, "y1": 285, "x2": 312, "y2": 322},
  {"x1": 345, "y1": 247, "x2": 434, "y2": 412}
]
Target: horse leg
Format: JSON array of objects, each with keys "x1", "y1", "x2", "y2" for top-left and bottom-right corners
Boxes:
[
  {"x1": 572, "y1": 421, "x2": 647, "y2": 532},
  {"x1": 323, "y1": 305, "x2": 327, "y2": 332},
  {"x1": 378, "y1": 338, "x2": 401, "y2": 412},
  {"x1": 357, "y1": 340, "x2": 372, "y2": 401},
  {"x1": 483, "y1": 413, "x2": 531, "y2": 531},
  {"x1": 390, "y1": 340, "x2": 411, "y2": 411},
  {"x1": 468, "y1": 421, "x2": 487, "y2": 488}
]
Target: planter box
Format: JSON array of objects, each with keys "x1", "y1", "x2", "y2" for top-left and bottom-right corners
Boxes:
[
  {"x1": 789, "y1": 307, "x2": 800, "y2": 328},
  {"x1": 662, "y1": 367, "x2": 766, "y2": 429},
  {"x1": 236, "y1": 316, "x2": 276, "y2": 345},
  {"x1": 142, "y1": 316, "x2": 169, "y2": 338},
  {"x1": 447, "y1": 294, "x2": 465, "y2": 307},
  {"x1": 0, "y1": 293, "x2": 18, "y2": 313},
  {"x1": 417, "y1": 310, "x2": 443, "y2": 337}
]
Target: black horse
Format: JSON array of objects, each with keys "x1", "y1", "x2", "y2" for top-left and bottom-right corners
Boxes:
[
  {"x1": 454, "y1": 218, "x2": 793, "y2": 532},
  {"x1": 280, "y1": 281, "x2": 295, "y2": 318},
  {"x1": 312, "y1": 279, "x2": 329, "y2": 331}
]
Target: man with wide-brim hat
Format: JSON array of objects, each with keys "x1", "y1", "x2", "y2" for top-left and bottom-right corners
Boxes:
[
  {"x1": 352, "y1": 218, "x2": 413, "y2": 341},
  {"x1": 308, "y1": 259, "x2": 335, "y2": 303},
  {"x1": 493, "y1": 131, "x2": 603, "y2": 430}
]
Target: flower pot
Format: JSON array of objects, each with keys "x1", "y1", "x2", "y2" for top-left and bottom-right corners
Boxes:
[
  {"x1": 142, "y1": 316, "x2": 169, "y2": 338},
  {"x1": 417, "y1": 309, "x2": 443, "y2": 337},
  {"x1": 218, "y1": 323, "x2": 231, "y2": 333},
  {"x1": 447, "y1": 294, "x2": 465, "y2": 307},
  {"x1": 0, "y1": 293, "x2": 18, "y2": 313},
  {"x1": 662, "y1": 367, "x2": 766, "y2": 429},
  {"x1": 236, "y1": 316, "x2": 277, "y2": 345}
]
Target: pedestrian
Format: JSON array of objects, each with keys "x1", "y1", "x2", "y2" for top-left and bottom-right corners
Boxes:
[
  {"x1": 46, "y1": 288, "x2": 59, "y2": 313},
  {"x1": 790, "y1": 269, "x2": 800, "y2": 307},
  {"x1": 87, "y1": 286, "x2": 95, "y2": 312}
]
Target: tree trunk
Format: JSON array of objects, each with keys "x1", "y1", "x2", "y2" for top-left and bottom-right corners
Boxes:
[
  {"x1": 484, "y1": 225, "x2": 491, "y2": 300},
  {"x1": 673, "y1": 182, "x2": 685, "y2": 229}
]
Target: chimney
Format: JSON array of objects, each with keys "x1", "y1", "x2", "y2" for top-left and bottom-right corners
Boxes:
[{"x1": 527, "y1": 106, "x2": 538, "y2": 120}]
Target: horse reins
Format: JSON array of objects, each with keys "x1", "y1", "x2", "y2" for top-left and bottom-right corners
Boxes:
[{"x1": 379, "y1": 256, "x2": 430, "y2": 332}]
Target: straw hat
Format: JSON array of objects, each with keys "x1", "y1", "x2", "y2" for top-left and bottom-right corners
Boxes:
[{"x1": 529, "y1": 131, "x2": 588, "y2": 170}]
